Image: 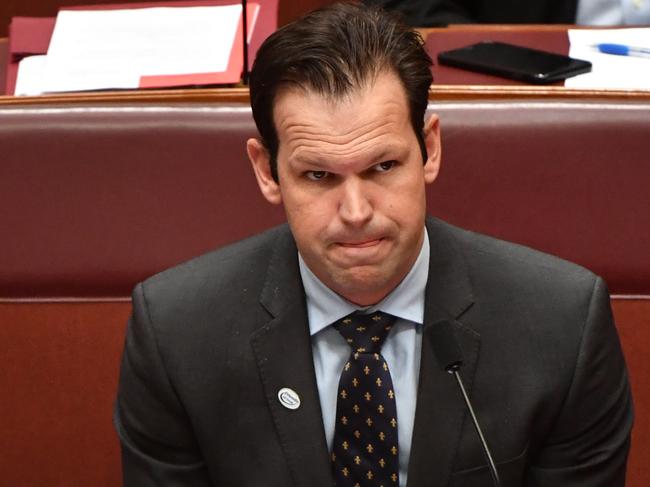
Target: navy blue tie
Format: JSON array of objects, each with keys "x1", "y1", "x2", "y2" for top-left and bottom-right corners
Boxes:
[{"x1": 331, "y1": 311, "x2": 399, "y2": 487}]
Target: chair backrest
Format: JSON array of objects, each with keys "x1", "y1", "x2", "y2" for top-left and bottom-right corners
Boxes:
[{"x1": 1, "y1": 100, "x2": 648, "y2": 298}]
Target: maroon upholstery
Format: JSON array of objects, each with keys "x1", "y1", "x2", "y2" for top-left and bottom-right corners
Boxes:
[
  {"x1": 428, "y1": 100, "x2": 650, "y2": 296},
  {"x1": 0, "y1": 104, "x2": 283, "y2": 297},
  {"x1": 1, "y1": 100, "x2": 648, "y2": 297}
]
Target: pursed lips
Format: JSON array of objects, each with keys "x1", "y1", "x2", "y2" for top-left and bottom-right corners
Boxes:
[{"x1": 336, "y1": 237, "x2": 384, "y2": 248}]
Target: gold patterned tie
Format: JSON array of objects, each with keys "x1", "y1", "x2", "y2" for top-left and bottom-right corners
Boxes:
[{"x1": 331, "y1": 311, "x2": 399, "y2": 487}]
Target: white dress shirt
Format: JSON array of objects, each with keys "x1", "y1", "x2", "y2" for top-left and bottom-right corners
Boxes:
[
  {"x1": 577, "y1": 0, "x2": 650, "y2": 25},
  {"x1": 299, "y1": 230, "x2": 430, "y2": 487}
]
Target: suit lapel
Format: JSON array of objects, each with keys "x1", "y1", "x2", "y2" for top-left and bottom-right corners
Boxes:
[
  {"x1": 248, "y1": 219, "x2": 481, "y2": 487},
  {"x1": 250, "y1": 228, "x2": 333, "y2": 487},
  {"x1": 407, "y1": 218, "x2": 481, "y2": 487}
]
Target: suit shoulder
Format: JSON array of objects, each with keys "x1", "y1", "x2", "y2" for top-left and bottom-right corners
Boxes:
[
  {"x1": 431, "y1": 218, "x2": 601, "y2": 295},
  {"x1": 138, "y1": 224, "x2": 292, "y2": 305}
]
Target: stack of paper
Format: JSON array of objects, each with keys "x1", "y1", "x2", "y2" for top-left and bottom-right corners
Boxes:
[
  {"x1": 566, "y1": 28, "x2": 650, "y2": 90},
  {"x1": 14, "y1": 2, "x2": 261, "y2": 95}
]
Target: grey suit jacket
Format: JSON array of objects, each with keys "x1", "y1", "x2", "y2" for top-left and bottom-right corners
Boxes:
[{"x1": 114, "y1": 217, "x2": 632, "y2": 486}]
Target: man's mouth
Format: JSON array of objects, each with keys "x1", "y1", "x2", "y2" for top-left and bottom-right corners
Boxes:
[{"x1": 337, "y1": 237, "x2": 384, "y2": 248}]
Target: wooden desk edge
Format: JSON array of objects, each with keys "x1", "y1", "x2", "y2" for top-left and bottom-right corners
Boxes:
[
  {"x1": 428, "y1": 85, "x2": 650, "y2": 100},
  {"x1": 1, "y1": 85, "x2": 650, "y2": 106},
  {"x1": 0, "y1": 87, "x2": 252, "y2": 105},
  {"x1": 417, "y1": 24, "x2": 633, "y2": 36}
]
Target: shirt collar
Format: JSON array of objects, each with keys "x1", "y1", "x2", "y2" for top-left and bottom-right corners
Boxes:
[{"x1": 299, "y1": 229, "x2": 430, "y2": 337}]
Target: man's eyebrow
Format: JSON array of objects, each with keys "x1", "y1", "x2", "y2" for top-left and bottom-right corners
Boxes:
[
  {"x1": 371, "y1": 148, "x2": 398, "y2": 162},
  {"x1": 290, "y1": 146, "x2": 402, "y2": 168},
  {"x1": 290, "y1": 154, "x2": 326, "y2": 167}
]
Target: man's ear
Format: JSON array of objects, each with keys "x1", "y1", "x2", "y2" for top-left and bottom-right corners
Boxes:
[
  {"x1": 247, "y1": 138, "x2": 282, "y2": 205},
  {"x1": 422, "y1": 114, "x2": 441, "y2": 184}
]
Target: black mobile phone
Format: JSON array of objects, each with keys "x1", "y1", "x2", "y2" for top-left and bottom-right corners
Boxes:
[{"x1": 437, "y1": 41, "x2": 592, "y2": 84}]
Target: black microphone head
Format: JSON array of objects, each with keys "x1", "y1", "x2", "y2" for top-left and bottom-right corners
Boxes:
[{"x1": 428, "y1": 320, "x2": 464, "y2": 373}]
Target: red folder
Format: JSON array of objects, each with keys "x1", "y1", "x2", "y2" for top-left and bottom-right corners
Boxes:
[
  {"x1": 5, "y1": 0, "x2": 277, "y2": 95},
  {"x1": 6, "y1": 17, "x2": 56, "y2": 95},
  {"x1": 139, "y1": 2, "x2": 260, "y2": 88}
]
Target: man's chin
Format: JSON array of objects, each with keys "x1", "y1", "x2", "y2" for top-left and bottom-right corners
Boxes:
[{"x1": 326, "y1": 265, "x2": 397, "y2": 306}]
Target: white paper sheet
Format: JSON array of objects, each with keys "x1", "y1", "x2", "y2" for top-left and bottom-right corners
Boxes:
[
  {"x1": 566, "y1": 28, "x2": 650, "y2": 90},
  {"x1": 14, "y1": 55, "x2": 48, "y2": 96},
  {"x1": 42, "y1": 5, "x2": 242, "y2": 93}
]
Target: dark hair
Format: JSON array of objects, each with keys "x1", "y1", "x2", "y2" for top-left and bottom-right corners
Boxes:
[{"x1": 249, "y1": 2, "x2": 433, "y2": 181}]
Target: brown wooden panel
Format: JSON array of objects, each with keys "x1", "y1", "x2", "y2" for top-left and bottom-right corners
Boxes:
[
  {"x1": 0, "y1": 301, "x2": 130, "y2": 487},
  {"x1": 2, "y1": 81, "x2": 650, "y2": 105},
  {"x1": 277, "y1": 0, "x2": 332, "y2": 26},
  {"x1": 0, "y1": 297, "x2": 646, "y2": 486},
  {"x1": 611, "y1": 298, "x2": 650, "y2": 487}
]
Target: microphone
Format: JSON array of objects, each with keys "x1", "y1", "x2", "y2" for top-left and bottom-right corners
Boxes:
[{"x1": 428, "y1": 320, "x2": 502, "y2": 487}]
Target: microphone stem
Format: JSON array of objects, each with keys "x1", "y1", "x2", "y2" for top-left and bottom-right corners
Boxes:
[{"x1": 452, "y1": 370, "x2": 502, "y2": 487}]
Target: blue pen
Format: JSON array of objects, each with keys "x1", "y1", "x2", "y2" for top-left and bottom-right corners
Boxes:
[{"x1": 595, "y1": 43, "x2": 650, "y2": 58}]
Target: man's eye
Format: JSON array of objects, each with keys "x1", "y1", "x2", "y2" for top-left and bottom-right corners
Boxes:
[
  {"x1": 375, "y1": 160, "x2": 396, "y2": 172},
  {"x1": 306, "y1": 171, "x2": 329, "y2": 181}
]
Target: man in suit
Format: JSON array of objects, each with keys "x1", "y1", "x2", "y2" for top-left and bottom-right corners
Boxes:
[
  {"x1": 114, "y1": 3, "x2": 633, "y2": 486},
  {"x1": 364, "y1": 0, "x2": 577, "y2": 25},
  {"x1": 364, "y1": 0, "x2": 650, "y2": 26}
]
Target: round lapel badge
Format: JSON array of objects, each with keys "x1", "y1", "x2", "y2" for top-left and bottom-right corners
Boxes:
[{"x1": 278, "y1": 387, "x2": 301, "y2": 410}]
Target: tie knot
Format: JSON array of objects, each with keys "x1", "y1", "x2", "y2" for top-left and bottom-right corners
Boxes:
[{"x1": 333, "y1": 311, "x2": 396, "y2": 353}]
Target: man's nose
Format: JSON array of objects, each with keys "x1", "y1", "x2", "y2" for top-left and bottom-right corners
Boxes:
[{"x1": 338, "y1": 178, "x2": 373, "y2": 225}]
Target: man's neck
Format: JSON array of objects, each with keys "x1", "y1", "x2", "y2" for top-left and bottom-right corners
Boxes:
[{"x1": 299, "y1": 228, "x2": 430, "y2": 336}]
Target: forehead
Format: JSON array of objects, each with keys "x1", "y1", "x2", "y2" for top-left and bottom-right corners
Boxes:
[{"x1": 272, "y1": 72, "x2": 413, "y2": 164}]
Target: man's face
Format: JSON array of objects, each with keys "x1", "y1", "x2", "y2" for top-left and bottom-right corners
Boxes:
[{"x1": 248, "y1": 71, "x2": 441, "y2": 306}]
